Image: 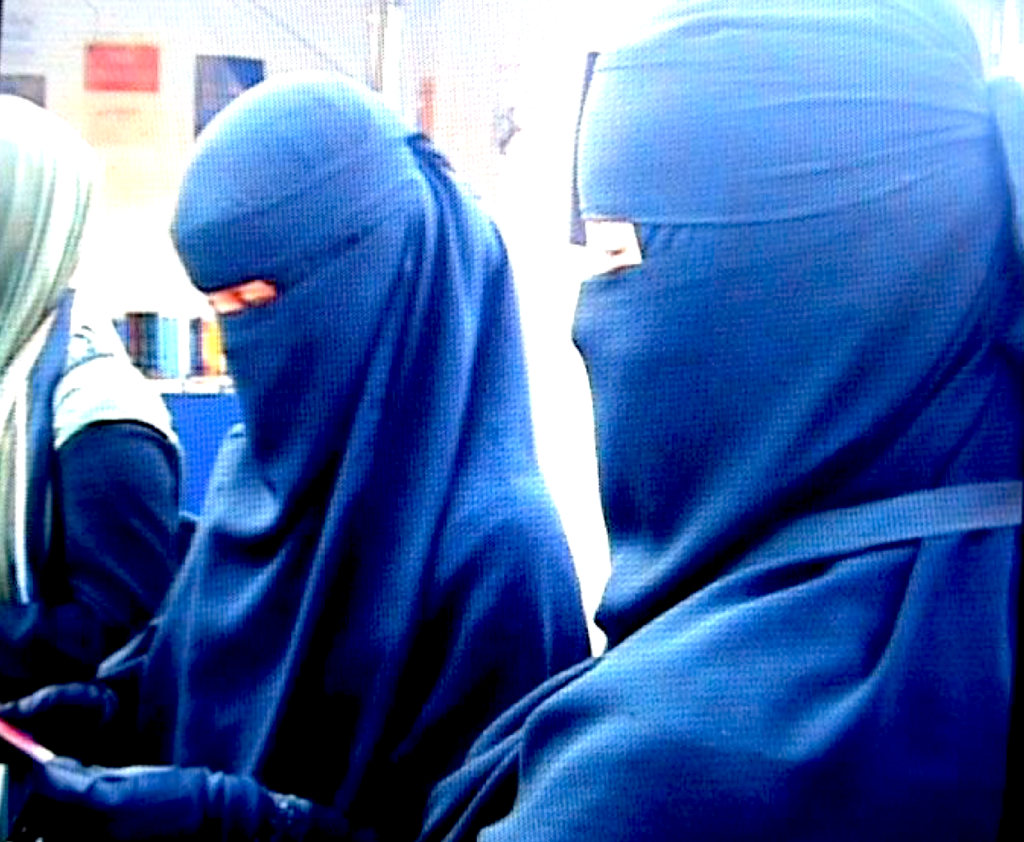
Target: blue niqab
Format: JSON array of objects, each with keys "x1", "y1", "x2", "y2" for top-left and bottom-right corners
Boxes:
[
  {"x1": 115, "y1": 72, "x2": 588, "y2": 839},
  {"x1": 575, "y1": 0, "x2": 1022, "y2": 646},
  {"x1": 418, "y1": 1, "x2": 1022, "y2": 839}
]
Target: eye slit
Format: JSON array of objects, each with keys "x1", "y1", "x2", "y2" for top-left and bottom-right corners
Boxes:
[
  {"x1": 208, "y1": 290, "x2": 245, "y2": 315},
  {"x1": 583, "y1": 220, "x2": 643, "y2": 274},
  {"x1": 237, "y1": 280, "x2": 278, "y2": 306},
  {"x1": 207, "y1": 280, "x2": 278, "y2": 315}
]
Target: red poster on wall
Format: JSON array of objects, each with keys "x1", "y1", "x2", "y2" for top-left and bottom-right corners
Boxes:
[{"x1": 85, "y1": 43, "x2": 160, "y2": 92}]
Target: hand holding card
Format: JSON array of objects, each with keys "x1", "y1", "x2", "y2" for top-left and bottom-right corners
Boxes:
[
  {"x1": 0, "y1": 681, "x2": 122, "y2": 766},
  {"x1": 0, "y1": 716, "x2": 51, "y2": 841},
  {"x1": 0, "y1": 716, "x2": 54, "y2": 764}
]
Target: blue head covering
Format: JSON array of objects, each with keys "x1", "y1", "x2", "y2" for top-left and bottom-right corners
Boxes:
[
  {"x1": 575, "y1": 0, "x2": 1022, "y2": 645},
  {"x1": 418, "y1": 2, "x2": 1022, "y2": 839},
  {"x1": 127, "y1": 72, "x2": 588, "y2": 838}
]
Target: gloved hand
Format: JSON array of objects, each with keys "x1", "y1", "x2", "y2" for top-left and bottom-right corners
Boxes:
[
  {"x1": 0, "y1": 681, "x2": 122, "y2": 764},
  {"x1": 15, "y1": 756, "x2": 349, "y2": 842}
]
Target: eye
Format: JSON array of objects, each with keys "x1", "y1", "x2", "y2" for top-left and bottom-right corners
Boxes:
[
  {"x1": 207, "y1": 280, "x2": 278, "y2": 315},
  {"x1": 583, "y1": 220, "x2": 643, "y2": 274},
  {"x1": 237, "y1": 280, "x2": 278, "y2": 306}
]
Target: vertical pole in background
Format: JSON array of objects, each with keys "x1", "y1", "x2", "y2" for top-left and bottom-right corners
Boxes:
[
  {"x1": 0, "y1": 764, "x2": 8, "y2": 842},
  {"x1": 988, "y1": 0, "x2": 1024, "y2": 69},
  {"x1": 368, "y1": 0, "x2": 385, "y2": 90},
  {"x1": 368, "y1": 0, "x2": 387, "y2": 92},
  {"x1": 992, "y1": 0, "x2": 1007, "y2": 67},
  {"x1": 368, "y1": 1, "x2": 404, "y2": 108},
  {"x1": 381, "y1": 1, "x2": 405, "y2": 110},
  {"x1": 1005, "y1": 0, "x2": 1024, "y2": 62}
]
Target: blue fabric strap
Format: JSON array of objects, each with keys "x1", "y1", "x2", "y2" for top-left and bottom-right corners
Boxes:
[{"x1": 745, "y1": 482, "x2": 1023, "y2": 567}]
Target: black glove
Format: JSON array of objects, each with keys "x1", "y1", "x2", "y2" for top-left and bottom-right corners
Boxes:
[
  {"x1": 0, "y1": 681, "x2": 122, "y2": 764},
  {"x1": 15, "y1": 756, "x2": 349, "y2": 842}
]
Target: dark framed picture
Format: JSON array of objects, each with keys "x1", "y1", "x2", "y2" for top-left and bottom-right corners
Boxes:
[
  {"x1": 0, "y1": 73, "x2": 46, "y2": 106},
  {"x1": 194, "y1": 55, "x2": 265, "y2": 137}
]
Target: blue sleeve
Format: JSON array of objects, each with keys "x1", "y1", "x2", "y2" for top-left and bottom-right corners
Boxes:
[
  {"x1": 359, "y1": 487, "x2": 589, "y2": 838},
  {"x1": 19, "y1": 757, "x2": 348, "y2": 842},
  {"x1": 0, "y1": 422, "x2": 180, "y2": 699}
]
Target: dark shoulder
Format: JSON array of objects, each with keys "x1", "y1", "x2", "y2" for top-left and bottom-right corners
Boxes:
[{"x1": 58, "y1": 421, "x2": 177, "y2": 490}]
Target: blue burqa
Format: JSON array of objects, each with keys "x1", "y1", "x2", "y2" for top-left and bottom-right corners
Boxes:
[
  {"x1": 418, "y1": 1, "x2": 1023, "y2": 840},
  {"x1": 96, "y1": 72, "x2": 589, "y2": 839}
]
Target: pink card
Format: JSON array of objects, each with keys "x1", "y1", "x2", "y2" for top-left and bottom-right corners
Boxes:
[{"x1": 0, "y1": 717, "x2": 54, "y2": 764}]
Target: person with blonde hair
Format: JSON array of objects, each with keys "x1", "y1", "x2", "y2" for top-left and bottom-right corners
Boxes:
[{"x1": 0, "y1": 96, "x2": 181, "y2": 700}]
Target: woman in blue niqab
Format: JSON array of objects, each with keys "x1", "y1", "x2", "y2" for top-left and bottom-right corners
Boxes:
[
  {"x1": 163, "y1": 71, "x2": 590, "y2": 805},
  {"x1": 416, "y1": 1, "x2": 1023, "y2": 840},
  {"x1": 7, "y1": 72, "x2": 588, "y2": 841}
]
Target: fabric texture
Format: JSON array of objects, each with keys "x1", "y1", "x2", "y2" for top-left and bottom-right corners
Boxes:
[
  {"x1": 418, "y1": 1, "x2": 1023, "y2": 840},
  {"x1": 86, "y1": 70, "x2": 593, "y2": 841}
]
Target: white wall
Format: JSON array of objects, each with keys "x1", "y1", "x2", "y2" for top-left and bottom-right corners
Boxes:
[
  {"x1": 997, "y1": 0, "x2": 1024, "y2": 71},
  {"x1": 955, "y1": 0, "x2": 1024, "y2": 67},
  {"x1": 1, "y1": 0, "x2": 377, "y2": 315}
]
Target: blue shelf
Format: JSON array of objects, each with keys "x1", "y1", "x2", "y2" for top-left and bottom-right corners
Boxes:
[{"x1": 164, "y1": 391, "x2": 242, "y2": 516}]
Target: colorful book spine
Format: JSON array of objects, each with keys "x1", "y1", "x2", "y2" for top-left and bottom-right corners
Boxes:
[
  {"x1": 201, "y1": 317, "x2": 227, "y2": 377},
  {"x1": 114, "y1": 316, "x2": 131, "y2": 352},
  {"x1": 132, "y1": 312, "x2": 161, "y2": 377},
  {"x1": 155, "y1": 315, "x2": 189, "y2": 379},
  {"x1": 114, "y1": 313, "x2": 228, "y2": 381},
  {"x1": 190, "y1": 318, "x2": 205, "y2": 377}
]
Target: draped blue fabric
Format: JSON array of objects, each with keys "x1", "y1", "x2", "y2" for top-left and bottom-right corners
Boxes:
[
  {"x1": 418, "y1": 1, "x2": 1023, "y2": 839},
  {"x1": 130, "y1": 72, "x2": 589, "y2": 839}
]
